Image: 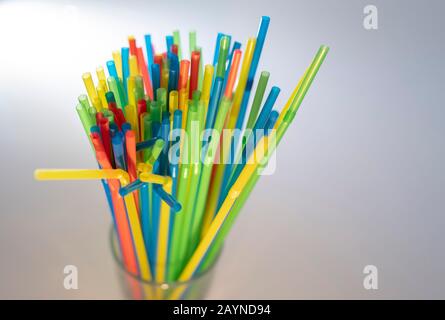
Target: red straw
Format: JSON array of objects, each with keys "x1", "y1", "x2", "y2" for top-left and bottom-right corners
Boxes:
[
  {"x1": 171, "y1": 44, "x2": 178, "y2": 56},
  {"x1": 189, "y1": 51, "x2": 200, "y2": 98},
  {"x1": 98, "y1": 117, "x2": 112, "y2": 164}
]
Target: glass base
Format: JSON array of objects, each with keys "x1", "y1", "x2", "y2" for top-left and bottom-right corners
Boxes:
[{"x1": 110, "y1": 227, "x2": 221, "y2": 300}]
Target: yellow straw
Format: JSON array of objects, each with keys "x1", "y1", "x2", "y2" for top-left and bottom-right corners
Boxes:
[
  {"x1": 112, "y1": 50, "x2": 123, "y2": 79},
  {"x1": 96, "y1": 85, "x2": 108, "y2": 110},
  {"x1": 129, "y1": 55, "x2": 139, "y2": 76},
  {"x1": 154, "y1": 178, "x2": 173, "y2": 283},
  {"x1": 34, "y1": 169, "x2": 153, "y2": 281},
  {"x1": 169, "y1": 90, "x2": 179, "y2": 114},
  {"x1": 96, "y1": 66, "x2": 109, "y2": 92},
  {"x1": 200, "y1": 64, "x2": 214, "y2": 104},
  {"x1": 82, "y1": 72, "x2": 101, "y2": 111}
]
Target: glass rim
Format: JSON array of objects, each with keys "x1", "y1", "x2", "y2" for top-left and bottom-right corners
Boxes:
[{"x1": 109, "y1": 226, "x2": 222, "y2": 287}]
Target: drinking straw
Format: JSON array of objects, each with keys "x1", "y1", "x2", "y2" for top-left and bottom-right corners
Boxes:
[
  {"x1": 166, "y1": 109, "x2": 182, "y2": 279},
  {"x1": 107, "y1": 76, "x2": 123, "y2": 109},
  {"x1": 112, "y1": 50, "x2": 123, "y2": 80},
  {"x1": 204, "y1": 77, "x2": 223, "y2": 130},
  {"x1": 200, "y1": 65, "x2": 214, "y2": 105},
  {"x1": 82, "y1": 72, "x2": 101, "y2": 111},
  {"x1": 35, "y1": 169, "x2": 153, "y2": 281},
  {"x1": 172, "y1": 30, "x2": 182, "y2": 60},
  {"x1": 224, "y1": 86, "x2": 281, "y2": 195},
  {"x1": 144, "y1": 35, "x2": 154, "y2": 81},
  {"x1": 212, "y1": 33, "x2": 223, "y2": 66},
  {"x1": 125, "y1": 130, "x2": 140, "y2": 212},
  {"x1": 96, "y1": 85, "x2": 108, "y2": 110},
  {"x1": 144, "y1": 139, "x2": 165, "y2": 270},
  {"x1": 169, "y1": 90, "x2": 179, "y2": 114},
  {"x1": 159, "y1": 118, "x2": 170, "y2": 175},
  {"x1": 112, "y1": 132, "x2": 127, "y2": 170},
  {"x1": 223, "y1": 49, "x2": 242, "y2": 100},
  {"x1": 136, "y1": 47, "x2": 154, "y2": 100},
  {"x1": 196, "y1": 47, "x2": 204, "y2": 90},
  {"x1": 90, "y1": 134, "x2": 139, "y2": 276},
  {"x1": 189, "y1": 51, "x2": 200, "y2": 98},
  {"x1": 215, "y1": 36, "x2": 230, "y2": 78},
  {"x1": 121, "y1": 47, "x2": 130, "y2": 96},
  {"x1": 189, "y1": 31, "x2": 197, "y2": 56},
  {"x1": 129, "y1": 55, "x2": 139, "y2": 76},
  {"x1": 179, "y1": 60, "x2": 190, "y2": 91},
  {"x1": 161, "y1": 68, "x2": 169, "y2": 90},
  {"x1": 96, "y1": 66, "x2": 109, "y2": 92},
  {"x1": 178, "y1": 101, "x2": 202, "y2": 263},
  {"x1": 154, "y1": 176, "x2": 173, "y2": 283},
  {"x1": 151, "y1": 64, "x2": 160, "y2": 101},
  {"x1": 128, "y1": 36, "x2": 137, "y2": 56},
  {"x1": 227, "y1": 38, "x2": 256, "y2": 130},
  {"x1": 245, "y1": 71, "x2": 270, "y2": 130},
  {"x1": 200, "y1": 45, "x2": 329, "y2": 271},
  {"x1": 98, "y1": 117, "x2": 113, "y2": 164},
  {"x1": 264, "y1": 110, "x2": 279, "y2": 134},
  {"x1": 188, "y1": 96, "x2": 231, "y2": 255},
  {"x1": 167, "y1": 100, "x2": 196, "y2": 280}
]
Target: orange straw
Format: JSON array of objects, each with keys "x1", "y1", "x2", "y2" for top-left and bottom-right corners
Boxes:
[
  {"x1": 91, "y1": 132, "x2": 139, "y2": 276},
  {"x1": 179, "y1": 60, "x2": 190, "y2": 91},
  {"x1": 125, "y1": 130, "x2": 140, "y2": 213},
  {"x1": 224, "y1": 49, "x2": 242, "y2": 99},
  {"x1": 136, "y1": 47, "x2": 154, "y2": 100}
]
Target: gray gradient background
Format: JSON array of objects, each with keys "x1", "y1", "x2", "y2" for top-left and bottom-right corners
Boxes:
[{"x1": 0, "y1": 0, "x2": 444, "y2": 299}]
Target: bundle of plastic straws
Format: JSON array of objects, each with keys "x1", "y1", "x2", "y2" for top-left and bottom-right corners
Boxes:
[{"x1": 34, "y1": 16, "x2": 329, "y2": 288}]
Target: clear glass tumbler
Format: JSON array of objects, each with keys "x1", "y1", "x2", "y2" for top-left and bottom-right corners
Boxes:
[{"x1": 110, "y1": 228, "x2": 220, "y2": 300}]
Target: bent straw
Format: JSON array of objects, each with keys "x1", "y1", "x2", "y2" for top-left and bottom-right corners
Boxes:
[
  {"x1": 175, "y1": 45, "x2": 329, "y2": 285},
  {"x1": 34, "y1": 169, "x2": 153, "y2": 281},
  {"x1": 201, "y1": 45, "x2": 330, "y2": 270}
]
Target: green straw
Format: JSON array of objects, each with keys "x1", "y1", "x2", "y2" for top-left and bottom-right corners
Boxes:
[
  {"x1": 188, "y1": 97, "x2": 231, "y2": 254},
  {"x1": 216, "y1": 36, "x2": 230, "y2": 78},
  {"x1": 201, "y1": 45, "x2": 330, "y2": 270},
  {"x1": 168, "y1": 101, "x2": 197, "y2": 280},
  {"x1": 245, "y1": 71, "x2": 270, "y2": 130},
  {"x1": 189, "y1": 31, "x2": 197, "y2": 56},
  {"x1": 173, "y1": 30, "x2": 183, "y2": 60},
  {"x1": 107, "y1": 76, "x2": 125, "y2": 109},
  {"x1": 177, "y1": 100, "x2": 202, "y2": 266}
]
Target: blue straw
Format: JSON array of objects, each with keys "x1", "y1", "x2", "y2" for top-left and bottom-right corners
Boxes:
[
  {"x1": 140, "y1": 183, "x2": 152, "y2": 274},
  {"x1": 121, "y1": 47, "x2": 130, "y2": 96},
  {"x1": 151, "y1": 64, "x2": 160, "y2": 101},
  {"x1": 153, "y1": 185, "x2": 182, "y2": 212},
  {"x1": 220, "y1": 86, "x2": 280, "y2": 206},
  {"x1": 204, "y1": 77, "x2": 224, "y2": 130},
  {"x1": 144, "y1": 34, "x2": 154, "y2": 82},
  {"x1": 111, "y1": 132, "x2": 127, "y2": 171},
  {"x1": 136, "y1": 137, "x2": 158, "y2": 152},
  {"x1": 106, "y1": 60, "x2": 119, "y2": 78},
  {"x1": 159, "y1": 118, "x2": 171, "y2": 175},
  {"x1": 166, "y1": 35, "x2": 174, "y2": 53},
  {"x1": 264, "y1": 110, "x2": 279, "y2": 134},
  {"x1": 212, "y1": 33, "x2": 224, "y2": 66}
]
